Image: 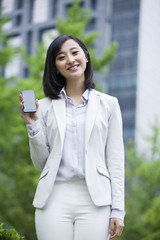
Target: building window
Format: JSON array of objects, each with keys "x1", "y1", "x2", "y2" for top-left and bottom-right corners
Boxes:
[
  {"x1": 15, "y1": 14, "x2": 22, "y2": 26},
  {"x1": 16, "y1": 0, "x2": 23, "y2": 9},
  {"x1": 111, "y1": 89, "x2": 136, "y2": 111},
  {"x1": 32, "y1": 0, "x2": 49, "y2": 23},
  {"x1": 39, "y1": 28, "x2": 58, "y2": 47},
  {"x1": 108, "y1": 72, "x2": 137, "y2": 90},
  {"x1": 122, "y1": 110, "x2": 135, "y2": 128},
  {"x1": 86, "y1": 18, "x2": 96, "y2": 31},
  {"x1": 4, "y1": 35, "x2": 22, "y2": 77},
  {"x1": 23, "y1": 67, "x2": 29, "y2": 78},
  {"x1": 113, "y1": 32, "x2": 138, "y2": 50},
  {"x1": 27, "y1": 31, "x2": 33, "y2": 55},
  {"x1": 90, "y1": 0, "x2": 97, "y2": 10},
  {"x1": 52, "y1": 0, "x2": 58, "y2": 17},
  {"x1": 2, "y1": 20, "x2": 12, "y2": 31},
  {"x1": 112, "y1": 12, "x2": 139, "y2": 33},
  {"x1": 28, "y1": 0, "x2": 34, "y2": 23},
  {"x1": 123, "y1": 128, "x2": 135, "y2": 142},
  {"x1": 113, "y1": 0, "x2": 140, "y2": 13},
  {"x1": 1, "y1": 0, "x2": 14, "y2": 14},
  {"x1": 111, "y1": 52, "x2": 137, "y2": 73}
]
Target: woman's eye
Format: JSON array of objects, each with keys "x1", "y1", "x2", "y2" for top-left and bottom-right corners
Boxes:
[
  {"x1": 58, "y1": 56, "x2": 65, "y2": 60},
  {"x1": 72, "y1": 51, "x2": 79, "y2": 55}
]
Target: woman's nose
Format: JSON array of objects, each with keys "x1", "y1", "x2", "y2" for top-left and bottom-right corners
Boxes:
[{"x1": 67, "y1": 54, "x2": 75, "y2": 64}]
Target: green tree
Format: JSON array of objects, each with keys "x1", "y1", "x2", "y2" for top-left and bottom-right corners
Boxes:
[
  {"x1": 0, "y1": 12, "x2": 15, "y2": 68},
  {"x1": 0, "y1": 12, "x2": 43, "y2": 240},
  {"x1": 120, "y1": 122, "x2": 160, "y2": 240}
]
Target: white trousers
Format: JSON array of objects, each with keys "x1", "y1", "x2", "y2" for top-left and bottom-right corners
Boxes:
[{"x1": 35, "y1": 178, "x2": 110, "y2": 240}]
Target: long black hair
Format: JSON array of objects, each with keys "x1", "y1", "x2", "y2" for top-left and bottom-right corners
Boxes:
[{"x1": 43, "y1": 35, "x2": 95, "y2": 99}]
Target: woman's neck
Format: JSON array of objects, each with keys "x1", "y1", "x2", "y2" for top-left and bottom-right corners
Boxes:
[
  {"x1": 65, "y1": 81, "x2": 86, "y2": 106},
  {"x1": 65, "y1": 80, "x2": 85, "y2": 98}
]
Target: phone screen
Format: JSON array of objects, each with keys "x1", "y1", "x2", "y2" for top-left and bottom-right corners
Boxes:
[{"x1": 22, "y1": 90, "x2": 36, "y2": 113}]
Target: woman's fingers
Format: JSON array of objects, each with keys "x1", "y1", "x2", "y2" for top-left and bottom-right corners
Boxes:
[
  {"x1": 35, "y1": 99, "x2": 39, "y2": 110},
  {"x1": 109, "y1": 218, "x2": 124, "y2": 239}
]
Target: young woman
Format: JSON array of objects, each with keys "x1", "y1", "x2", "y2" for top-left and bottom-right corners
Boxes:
[{"x1": 20, "y1": 35, "x2": 125, "y2": 240}]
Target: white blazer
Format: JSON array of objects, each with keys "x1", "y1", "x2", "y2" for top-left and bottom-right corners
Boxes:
[{"x1": 28, "y1": 89, "x2": 125, "y2": 210}]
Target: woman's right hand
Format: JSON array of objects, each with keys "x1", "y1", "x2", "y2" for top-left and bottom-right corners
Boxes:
[{"x1": 19, "y1": 94, "x2": 39, "y2": 124}]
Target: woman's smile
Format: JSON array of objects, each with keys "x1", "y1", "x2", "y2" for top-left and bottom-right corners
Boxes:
[{"x1": 67, "y1": 64, "x2": 80, "y2": 71}]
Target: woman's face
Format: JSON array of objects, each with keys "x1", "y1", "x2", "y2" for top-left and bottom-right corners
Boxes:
[{"x1": 55, "y1": 39, "x2": 88, "y2": 83}]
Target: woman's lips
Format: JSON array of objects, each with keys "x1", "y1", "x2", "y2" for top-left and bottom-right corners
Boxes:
[{"x1": 67, "y1": 64, "x2": 79, "y2": 71}]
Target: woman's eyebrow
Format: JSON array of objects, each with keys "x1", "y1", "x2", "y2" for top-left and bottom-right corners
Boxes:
[{"x1": 56, "y1": 47, "x2": 79, "y2": 56}]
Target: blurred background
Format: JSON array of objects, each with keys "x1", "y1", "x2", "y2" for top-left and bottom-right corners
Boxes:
[{"x1": 0, "y1": 0, "x2": 160, "y2": 239}]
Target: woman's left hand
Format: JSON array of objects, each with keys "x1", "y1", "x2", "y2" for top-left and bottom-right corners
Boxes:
[{"x1": 109, "y1": 218, "x2": 124, "y2": 239}]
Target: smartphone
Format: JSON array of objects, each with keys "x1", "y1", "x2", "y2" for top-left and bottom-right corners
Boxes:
[{"x1": 22, "y1": 90, "x2": 37, "y2": 113}]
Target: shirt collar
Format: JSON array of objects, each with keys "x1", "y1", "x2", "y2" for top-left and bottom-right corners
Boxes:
[{"x1": 60, "y1": 87, "x2": 90, "y2": 103}]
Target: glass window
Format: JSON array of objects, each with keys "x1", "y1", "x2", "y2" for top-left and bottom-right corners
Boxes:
[
  {"x1": 113, "y1": 32, "x2": 138, "y2": 50},
  {"x1": 15, "y1": 14, "x2": 22, "y2": 26},
  {"x1": 28, "y1": 0, "x2": 34, "y2": 23},
  {"x1": 86, "y1": 18, "x2": 96, "y2": 31},
  {"x1": 108, "y1": 72, "x2": 137, "y2": 90},
  {"x1": 110, "y1": 52, "x2": 137, "y2": 73},
  {"x1": 113, "y1": 0, "x2": 140, "y2": 13},
  {"x1": 2, "y1": 20, "x2": 12, "y2": 31},
  {"x1": 27, "y1": 31, "x2": 32, "y2": 55},
  {"x1": 23, "y1": 67, "x2": 29, "y2": 78},
  {"x1": 112, "y1": 89, "x2": 136, "y2": 111},
  {"x1": 112, "y1": 12, "x2": 139, "y2": 33},
  {"x1": 32, "y1": 0, "x2": 49, "y2": 23},
  {"x1": 1, "y1": 0, "x2": 14, "y2": 14},
  {"x1": 40, "y1": 28, "x2": 58, "y2": 48},
  {"x1": 123, "y1": 128, "x2": 135, "y2": 143},
  {"x1": 52, "y1": 0, "x2": 58, "y2": 17},
  {"x1": 16, "y1": 0, "x2": 23, "y2": 9},
  {"x1": 90, "y1": 0, "x2": 97, "y2": 10},
  {"x1": 122, "y1": 110, "x2": 135, "y2": 128},
  {"x1": 4, "y1": 36, "x2": 22, "y2": 77}
]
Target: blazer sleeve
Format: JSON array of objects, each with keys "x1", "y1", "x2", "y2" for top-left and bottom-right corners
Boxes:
[
  {"x1": 105, "y1": 98, "x2": 125, "y2": 211},
  {"x1": 28, "y1": 104, "x2": 50, "y2": 171}
]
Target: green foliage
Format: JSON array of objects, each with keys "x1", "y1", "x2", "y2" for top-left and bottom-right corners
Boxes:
[
  {"x1": 57, "y1": 0, "x2": 92, "y2": 38},
  {"x1": 20, "y1": 42, "x2": 46, "y2": 80},
  {"x1": 0, "y1": 76, "x2": 44, "y2": 240},
  {"x1": 119, "y1": 124, "x2": 160, "y2": 240},
  {"x1": 0, "y1": 222, "x2": 24, "y2": 240},
  {"x1": 0, "y1": 11, "x2": 15, "y2": 67},
  {"x1": 0, "y1": 13, "x2": 44, "y2": 238},
  {"x1": 145, "y1": 119, "x2": 160, "y2": 160}
]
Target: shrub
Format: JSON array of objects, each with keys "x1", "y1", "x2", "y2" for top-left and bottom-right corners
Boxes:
[{"x1": 0, "y1": 222, "x2": 24, "y2": 240}]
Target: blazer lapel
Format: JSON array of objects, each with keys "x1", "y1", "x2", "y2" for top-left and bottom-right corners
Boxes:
[
  {"x1": 85, "y1": 90, "x2": 100, "y2": 148},
  {"x1": 52, "y1": 97, "x2": 66, "y2": 151}
]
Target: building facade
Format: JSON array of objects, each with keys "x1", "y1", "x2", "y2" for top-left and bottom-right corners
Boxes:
[
  {"x1": 1, "y1": 0, "x2": 160, "y2": 152},
  {"x1": 107, "y1": 0, "x2": 140, "y2": 142},
  {"x1": 108, "y1": 0, "x2": 160, "y2": 153}
]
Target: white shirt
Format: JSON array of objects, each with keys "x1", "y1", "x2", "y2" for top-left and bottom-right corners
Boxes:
[{"x1": 56, "y1": 88, "x2": 89, "y2": 181}]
